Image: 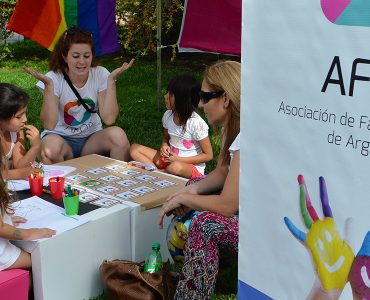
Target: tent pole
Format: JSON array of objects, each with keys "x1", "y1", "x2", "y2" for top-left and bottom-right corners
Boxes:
[{"x1": 156, "y1": 0, "x2": 162, "y2": 111}]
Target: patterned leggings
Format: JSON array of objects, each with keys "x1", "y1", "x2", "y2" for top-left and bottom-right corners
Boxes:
[{"x1": 174, "y1": 211, "x2": 239, "y2": 300}]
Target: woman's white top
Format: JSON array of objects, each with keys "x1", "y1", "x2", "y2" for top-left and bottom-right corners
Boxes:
[
  {"x1": 37, "y1": 66, "x2": 109, "y2": 138},
  {"x1": 229, "y1": 133, "x2": 240, "y2": 162}
]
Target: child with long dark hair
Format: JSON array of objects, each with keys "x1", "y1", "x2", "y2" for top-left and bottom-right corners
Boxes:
[
  {"x1": 0, "y1": 83, "x2": 42, "y2": 180},
  {"x1": 0, "y1": 143, "x2": 55, "y2": 271},
  {"x1": 130, "y1": 75, "x2": 213, "y2": 179}
]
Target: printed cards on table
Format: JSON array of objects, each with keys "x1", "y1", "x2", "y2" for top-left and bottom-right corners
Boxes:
[
  {"x1": 120, "y1": 169, "x2": 141, "y2": 176},
  {"x1": 130, "y1": 185, "x2": 156, "y2": 195},
  {"x1": 80, "y1": 179, "x2": 103, "y2": 188},
  {"x1": 96, "y1": 185, "x2": 120, "y2": 194},
  {"x1": 135, "y1": 174, "x2": 158, "y2": 182},
  {"x1": 116, "y1": 179, "x2": 139, "y2": 187},
  {"x1": 116, "y1": 190, "x2": 141, "y2": 200},
  {"x1": 61, "y1": 161, "x2": 183, "y2": 209},
  {"x1": 87, "y1": 168, "x2": 106, "y2": 175},
  {"x1": 153, "y1": 180, "x2": 176, "y2": 188},
  {"x1": 99, "y1": 175, "x2": 121, "y2": 182},
  {"x1": 105, "y1": 164, "x2": 127, "y2": 171},
  {"x1": 90, "y1": 198, "x2": 120, "y2": 208},
  {"x1": 79, "y1": 192, "x2": 100, "y2": 203},
  {"x1": 66, "y1": 173, "x2": 88, "y2": 181}
]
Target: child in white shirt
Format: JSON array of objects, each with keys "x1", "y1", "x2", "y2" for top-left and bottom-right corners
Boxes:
[{"x1": 130, "y1": 75, "x2": 213, "y2": 179}]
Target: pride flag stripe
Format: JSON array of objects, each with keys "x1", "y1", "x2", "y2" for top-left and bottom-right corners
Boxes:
[
  {"x1": 64, "y1": 0, "x2": 78, "y2": 27},
  {"x1": 78, "y1": 0, "x2": 101, "y2": 55},
  {"x1": 7, "y1": 0, "x2": 119, "y2": 56},
  {"x1": 98, "y1": 0, "x2": 120, "y2": 55},
  {"x1": 7, "y1": 0, "x2": 62, "y2": 50}
]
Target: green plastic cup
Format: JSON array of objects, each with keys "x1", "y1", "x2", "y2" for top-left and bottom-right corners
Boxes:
[{"x1": 63, "y1": 195, "x2": 79, "y2": 216}]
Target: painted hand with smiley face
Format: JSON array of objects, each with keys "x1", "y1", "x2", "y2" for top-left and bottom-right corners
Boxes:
[{"x1": 284, "y1": 175, "x2": 355, "y2": 294}]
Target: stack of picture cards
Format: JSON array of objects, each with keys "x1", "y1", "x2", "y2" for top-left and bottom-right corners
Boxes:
[{"x1": 62, "y1": 155, "x2": 186, "y2": 209}]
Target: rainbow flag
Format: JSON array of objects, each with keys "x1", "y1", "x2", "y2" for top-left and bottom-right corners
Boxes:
[{"x1": 6, "y1": 0, "x2": 119, "y2": 56}]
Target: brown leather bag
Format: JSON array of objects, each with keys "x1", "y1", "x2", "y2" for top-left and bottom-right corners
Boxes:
[{"x1": 99, "y1": 260, "x2": 177, "y2": 300}]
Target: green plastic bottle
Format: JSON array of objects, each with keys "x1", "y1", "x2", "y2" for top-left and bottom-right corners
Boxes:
[{"x1": 144, "y1": 242, "x2": 162, "y2": 273}]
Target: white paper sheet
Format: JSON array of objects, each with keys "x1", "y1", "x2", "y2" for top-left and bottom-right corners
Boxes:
[
  {"x1": 7, "y1": 165, "x2": 76, "y2": 191},
  {"x1": 12, "y1": 196, "x2": 89, "y2": 240}
]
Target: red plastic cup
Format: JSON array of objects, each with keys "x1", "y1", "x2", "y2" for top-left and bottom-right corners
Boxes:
[
  {"x1": 48, "y1": 176, "x2": 65, "y2": 200},
  {"x1": 28, "y1": 175, "x2": 43, "y2": 196}
]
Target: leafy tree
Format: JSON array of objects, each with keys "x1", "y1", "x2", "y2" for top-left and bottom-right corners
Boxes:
[
  {"x1": 0, "y1": 1, "x2": 16, "y2": 61},
  {"x1": 116, "y1": 0, "x2": 184, "y2": 57}
]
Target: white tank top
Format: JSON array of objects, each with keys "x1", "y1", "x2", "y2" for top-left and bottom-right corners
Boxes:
[{"x1": 5, "y1": 132, "x2": 17, "y2": 160}]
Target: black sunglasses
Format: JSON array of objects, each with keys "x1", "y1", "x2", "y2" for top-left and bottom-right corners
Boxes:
[
  {"x1": 199, "y1": 90, "x2": 224, "y2": 103},
  {"x1": 66, "y1": 26, "x2": 92, "y2": 37}
]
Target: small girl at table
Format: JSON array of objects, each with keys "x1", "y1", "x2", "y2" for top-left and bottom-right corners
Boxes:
[
  {"x1": 0, "y1": 83, "x2": 42, "y2": 180},
  {"x1": 130, "y1": 75, "x2": 213, "y2": 179},
  {"x1": 0, "y1": 143, "x2": 55, "y2": 271}
]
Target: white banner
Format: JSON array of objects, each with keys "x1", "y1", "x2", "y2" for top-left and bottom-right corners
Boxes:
[{"x1": 239, "y1": 1, "x2": 370, "y2": 299}]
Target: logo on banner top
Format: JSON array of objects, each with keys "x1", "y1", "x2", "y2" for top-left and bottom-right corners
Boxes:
[{"x1": 321, "y1": 0, "x2": 370, "y2": 26}]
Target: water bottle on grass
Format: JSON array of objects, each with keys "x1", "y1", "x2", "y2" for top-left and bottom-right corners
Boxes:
[{"x1": 144, "y1": 242, "x2": 162, "y2": 273}]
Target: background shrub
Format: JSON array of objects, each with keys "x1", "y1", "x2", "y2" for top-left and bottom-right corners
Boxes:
[
  {"x1": 0, "y1": 1, "x2": 16, "y2": 61},
  {"x1": 116, "y1": 0, "x2": 184, "y2": 57}
]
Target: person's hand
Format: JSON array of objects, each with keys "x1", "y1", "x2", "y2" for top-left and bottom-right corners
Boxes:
[
  {"x1": 22, "y1": 66, "x2": 53, "y2": 86},
  {"x1": 160, "y1": 144, "x2": 171, "y2": 158},
  {"x1": 109, "y1": 58, "x2": 135, "y2": 81},
  {"x1": 30, "y1": 166, "x2": 43, "y2": 176},
  {"x1": 164, "y1": 153, "x2": 177, "y2": 163},
  {"x1": 349, "y1": 231, "x2": 370, "y2": 300},
  {"x1": 168, "y1": 183, "x2": 198, "y2": 201},
  {"x1": 11, "y1": 216, "x2": 27, "y2": 227},
  {"x1": 24, "y1": 125, "x2": 41, "y2": 148},
  {"x1": 25, "y1": 228, "x2": 56, "y2": 240},
  {"x1": 18, "y1": 166, "x2": 43, "y2": 180},
  {"x1": 158, "y1": 184, "x2": 199, "y2": 228},
  {"x1": 284, "y1": 175, "x2": 355, "y2": 297},
  {"x1": 158, "y1": 195, "x2": 185, "y2": 229},
  {"x1": 171, "y1": 205, "x2": 192, "y2": 217}
]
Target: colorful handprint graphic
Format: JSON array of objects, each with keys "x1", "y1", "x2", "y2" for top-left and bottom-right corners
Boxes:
[
  {"x1": 284, "y1": 175, "x2": 355, "y2": 292},
  {"x1": 321, "y1": 0, "x2": 370, "y2": 27},
  {"x1": 349, "y1": 231, "x2": 370, "y2": 300}
]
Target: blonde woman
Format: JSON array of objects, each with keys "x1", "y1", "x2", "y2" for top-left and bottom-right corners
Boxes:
[{"x1": 158, "y1": 60, "x2": 241, "y2": 300}]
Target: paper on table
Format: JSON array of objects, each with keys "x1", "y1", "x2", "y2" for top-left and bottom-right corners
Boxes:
[
  {"x1": 7, "y1": 165, "x2": 76, "y2": 191},
  {"x1": 12, "y1": 196, "x2": 89, "y2": 241},
  {"x1": 7, "y1": 180, "x2": 29, "y2": 191},
  {"x1": 42, "y1": 165, "x2": 76, "y2": 183}
]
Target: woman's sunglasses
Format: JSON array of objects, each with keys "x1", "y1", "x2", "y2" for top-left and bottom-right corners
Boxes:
[{"x1": 199, "y1": 90, "x2": 224, "y2": 104}]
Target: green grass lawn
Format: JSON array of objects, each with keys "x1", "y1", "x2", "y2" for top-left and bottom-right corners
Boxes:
[{"x1": 0, "y1": 40, "x2": 238, "y2": 300}]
